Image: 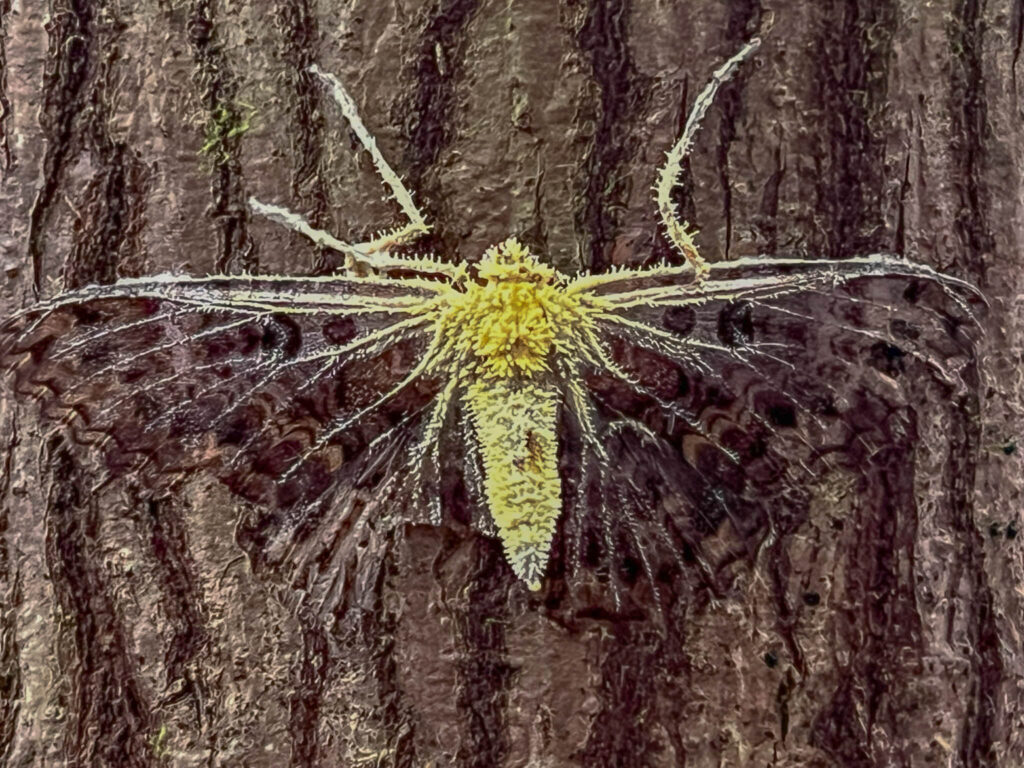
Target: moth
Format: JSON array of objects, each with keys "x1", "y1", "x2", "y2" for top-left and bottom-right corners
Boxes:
[{"x1": 1, "y1": 38, "x2": 982, "y2": 616}]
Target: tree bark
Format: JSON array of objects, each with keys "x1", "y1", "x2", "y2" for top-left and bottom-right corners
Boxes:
[{"x1": 1, "y1": 1, "x2": 1021, "y2": 766}]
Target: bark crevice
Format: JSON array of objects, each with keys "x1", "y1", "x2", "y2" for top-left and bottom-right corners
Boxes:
[{"x1": 188, "y1": 0, "x2": 255, "y2": 273}]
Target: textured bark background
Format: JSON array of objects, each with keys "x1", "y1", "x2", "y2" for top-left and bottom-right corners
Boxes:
[{"x1": 0, "y1": 0, "x2": 1022, "y2": 766}]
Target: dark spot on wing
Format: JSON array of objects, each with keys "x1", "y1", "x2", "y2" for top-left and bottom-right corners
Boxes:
[
  {"x1": 122, "y1": 367, "x2": 147, "y2": 384},
  {"x1": 767, "y1": 403, "x2": 797, "y2": 428},
  {"x1": 28, "y1": 334, "x2": 59, "y2": 364},
  {"x1": 254, "y1": 440, "x2": 302, "y2": 476},
  {"x1": 889, "y1": 318, "x2": 920, "y2": 340},
  {"x1": 267, "y1": 314, "x2": 303, "y2": 358},
  {"x1": 216, "y1": 407, "x2": 261, "y2": 446},
  {"x1": 676, "y1": 371, "x2": 690, "y2": 398},
  {"x1": 662, "y1": 306, "x2": 697, "y2": 335},
  {"x1": 717, "y1": 301, "x2": 754, "y2": 347},
  {"x1": 237, "y1": 322, "x2": 266, "y2": 355},
  {"x1": 323, "y1": 316, "x2": 358, "y2": 345},
  {"x1": 868, "y1": 341, "x2": 905, "y2": 377},
  {"x1": 754, "y1": 391, "x2": 797, "y2": 428},
  {"x1": 902, "y1": 280, "x2": 924, "y2": 304},
  {"x1": 941, "y1": 313, "x2": 964, "y2": 339},
  {"x1": 70, "y1": 304, "x2": 105, "y2": 325},
  {"x1": 811, "y1": 394, "x2": 839, "y2": 418}
]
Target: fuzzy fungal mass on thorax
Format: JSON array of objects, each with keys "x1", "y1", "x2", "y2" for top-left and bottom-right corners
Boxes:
[
  {"x1": 437, "y1": 238, "x2": 593, "y2": 589},
  {"x1": 439, "y1": 238, "x2": 583, "y2": 379}
]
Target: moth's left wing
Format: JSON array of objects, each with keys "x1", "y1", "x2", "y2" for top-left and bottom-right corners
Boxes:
[{"x1": 2, "y1": 272, "x2": 445, "y2": 617}]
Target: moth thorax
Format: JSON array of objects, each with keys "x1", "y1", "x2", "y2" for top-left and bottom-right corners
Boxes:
[
  {"x1": 467, "y1": 281, "x2": 556, "y2": 377},
  {"x1": 454, "y1": 237, "x2": 574, "y2": 380}
]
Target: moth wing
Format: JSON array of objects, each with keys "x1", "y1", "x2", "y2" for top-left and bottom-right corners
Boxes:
[
  {"x1": 563, "y1": 255, "x2": 982, "y2": 607},
  {"x1": 2, "y1": 273, "x2": 442, "y2": 618}
]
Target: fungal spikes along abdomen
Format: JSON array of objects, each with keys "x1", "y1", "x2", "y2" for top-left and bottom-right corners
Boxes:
[{"x1": 463, "y1": 378, "x2": 562, "y2": 589}]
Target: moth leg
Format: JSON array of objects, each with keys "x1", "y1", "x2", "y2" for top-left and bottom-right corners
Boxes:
[
  {"x1": 247, "y1": 198, "x2": 373, "y2": 269},
  {"x1": 247, "y1": 196, "x2": 456, "y2": 279},
  {"x1": 655, "y1": 37, "x2": 761, "y2": 280}
]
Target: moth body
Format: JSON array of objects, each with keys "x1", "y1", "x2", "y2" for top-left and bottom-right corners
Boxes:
[
  {"x1": 464, "y1": 378, "x2": 561, "y2": 590},
  {"x1": 434, "y1": 238, "x2": 599, "y2": 589}
]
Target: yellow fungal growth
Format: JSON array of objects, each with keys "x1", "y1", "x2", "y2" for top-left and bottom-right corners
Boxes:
[
  {"x1": 464, "y1": 379, "x2": 562, "y2": 590},
  {"x1": 432, "y1": 238, "x2": 592, "y2": 588},
  {"x1": 438, "y1": 238, "x2": 574, "y2": 380}
]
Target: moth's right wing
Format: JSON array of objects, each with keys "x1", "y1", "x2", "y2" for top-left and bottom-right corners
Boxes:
[{"x1": 558, "y1": 254, "x2": 984, "y2": 613}]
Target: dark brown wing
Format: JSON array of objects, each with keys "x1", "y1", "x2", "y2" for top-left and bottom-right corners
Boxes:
[
  {"x1": 559, "y1": 254, "x2": 983, "y2": 615},
  {"x1": 2, "y1": 272, "x2": 444, "y2": 618}
]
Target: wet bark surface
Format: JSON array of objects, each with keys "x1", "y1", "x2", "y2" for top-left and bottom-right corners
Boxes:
[{"x1": 1, "y1": 1, "x2": 1022, "y2": 766}]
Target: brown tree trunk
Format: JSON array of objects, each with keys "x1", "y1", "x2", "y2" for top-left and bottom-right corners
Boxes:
[{"x1": 1, "y1": 1, "x2": 1021, "y2": 766}]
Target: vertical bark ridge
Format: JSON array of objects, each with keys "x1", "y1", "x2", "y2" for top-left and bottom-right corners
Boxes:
[
  {"x1": 44, "y1": 439, "x2": 152, "y2": 766},
  {"x1": 25, "y1": 0, "x2": 149, "y2": 293},
  {"x1": 63, "y1": 25, "x2": 153, "y2": 290},
  {"x1": 811, "y1": 0, "x2": 897, "y2": 260},
  {"x1": 948, "y1": 392, "x2": 1002, "y2": 765},
  {"x1": 657, "y1": 606, "x2": 693, "y2": 763},
  {"x1": 136, "y1": 499, "x2": 209, "y2": 711},
  {"x1": 0, "y1": 0, "x2": 13, "y2": 177},
  {"x1": 521, "y1": 153, "x2": 550, "y2": 264},
  {"x1": 573, "y1": 0, "x2": 652, "y2": 273},
  {"x1": 767, "y1": 539, "x2": 807, "y2": 677},
  {"x1": 188, "y1": 0, "x2": 256, "y2": 274},
  {"x1": 945, "y1": 5, "x2": 1001, "y2": 752},
  {"x1": 893, "y1": 146, "x2": 912, "y2": 257},
  {"x1": 716, "y1": 0, "x2": 763, "y2": 259},
  {"x1": 288, "y1": 616, "x2": 329, "y2": 767},
  {"x1": 64, "y1": 145, "x2": 151, "y2": 290},
  {"x1": 755, "y1": 141, "x2": 785, "y2": 255},
  {"x1": 948, "y1": 0, "x2": 994, "y2": 283},
  {"x1": 1012, "y1": 0, "x2": 1024, "y2": 91},
  {"x1": 812, "y1": 404, "x2": 925, "y2": 765},
  {"x1": 363, "y1": 559, "x2": 418, "y2": 768},
  {"x1": 398, "y1": 0, "x2": 481, "y2": 258},
  {"x1": 945, "y1": 5, "x2": 1001, "y2": 751},
  {"x1": 275, "y1": 0, "x2": 330, "y2": 266},
  {"x1": 27, "y1": 0, "x2": 97, "y2": 295},
  {"x1": 455, "y1": 540, "x2": 511, "y2": 768},
  {"x1": 0, "y1": 416, "x2": 20, "y2": 764},
  {"x1": 812, "y1": 678, "x2": 872, "y2": 766},
  {"x1": 577, "y1": 624, "x2": 673, "y2": 767}
]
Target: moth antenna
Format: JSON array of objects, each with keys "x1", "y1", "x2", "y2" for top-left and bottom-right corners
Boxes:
[
  {"x1": 307, "y1": 64, "x2": 431, "y2": 250},
  {"x1": 655, "y1": 37, "x2": 761, "y2": 278}
]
